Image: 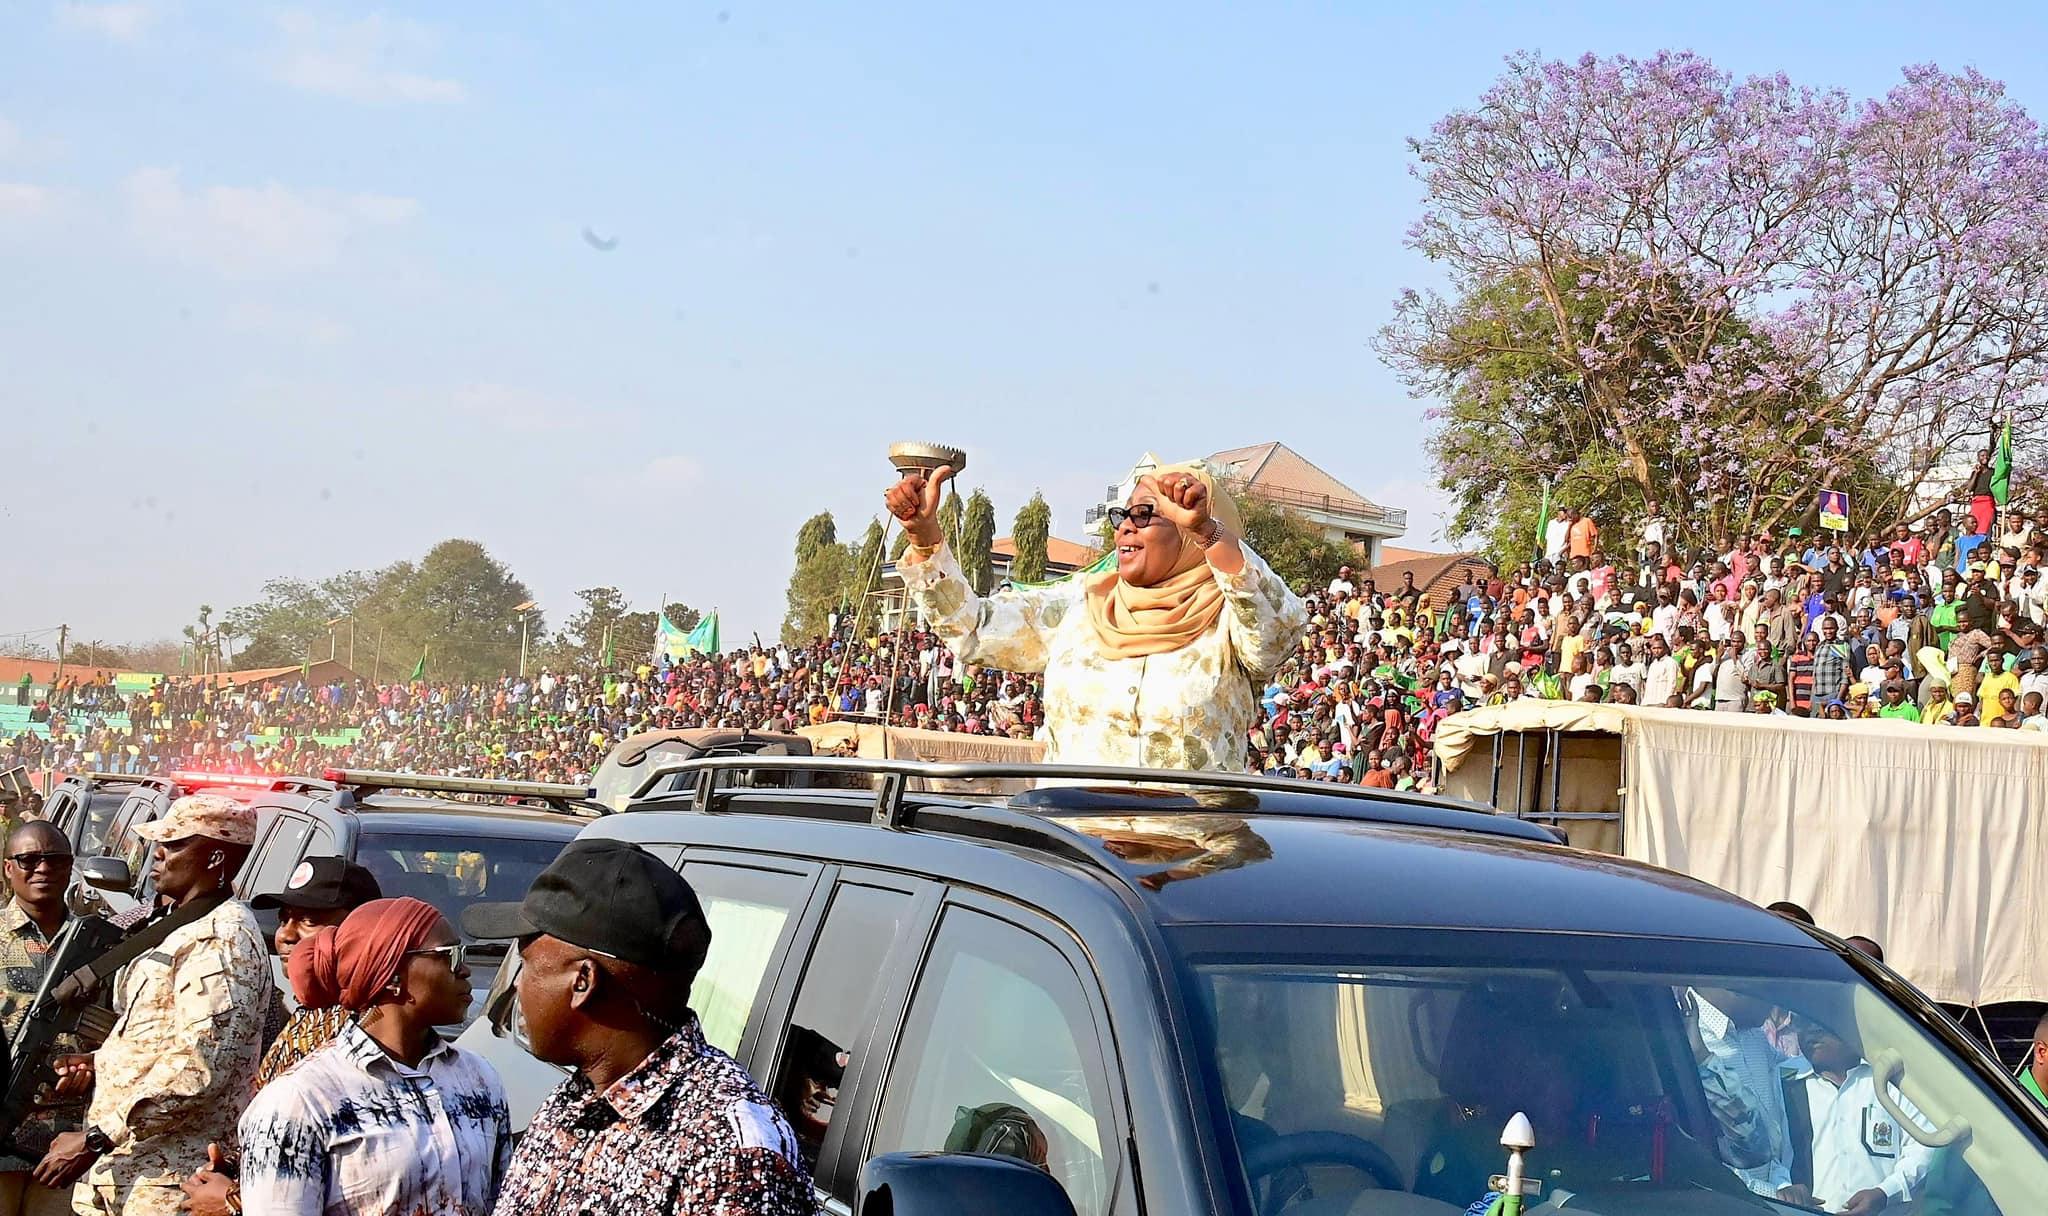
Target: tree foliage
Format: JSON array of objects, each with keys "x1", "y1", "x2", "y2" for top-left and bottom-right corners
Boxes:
[
  {"x1": 938, "y1": 488, "x2": 964, "y2": 555},
  {"x1": 1411, "y1": 268, "x2": 1894, "y2": 559},
  {"x1": 960, "y1": 489, "x2": 998, "y2": 595},
  {"x1": 845, "y1": 519, "x2": 887, "y2": 617},
  {"x1": 1383, "y1": 52, "x2": 2048, "y2": 551},
  {"x1": 223, "y1": 539, "x2": 539, "y2": 682},
  {"x1": 795, "y1": 513, "x2": 838, "y2": 565},
  {"x1": 1010, "y1": 493, "x2": 1052, "y2": 584},
  {"x1": 782, "y1": 524, "x2": 851, "y2": 648},
  {"x1": 1240, "y1": 498, "x2": 1356, "y2": 591}
]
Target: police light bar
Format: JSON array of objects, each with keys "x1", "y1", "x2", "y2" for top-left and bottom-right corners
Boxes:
[
  {"x1": 320, "y1": 769, "x2": 598, "y2": 802},
  {"x1": 168, "y1": 771, "x2": 300, "y2": 790}
]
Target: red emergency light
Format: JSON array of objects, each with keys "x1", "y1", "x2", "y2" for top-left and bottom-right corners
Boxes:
[{"x1": 167, "y1": 771, "x2": 276, "y2": 788}]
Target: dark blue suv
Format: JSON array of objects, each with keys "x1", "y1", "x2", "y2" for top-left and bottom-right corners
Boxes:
[{"x1": 459, "y1": 759, "x2": 2048, "y2": 1216}]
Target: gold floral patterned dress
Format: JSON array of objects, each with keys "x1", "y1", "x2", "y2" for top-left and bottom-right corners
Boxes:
[{"x1": 901, "y1": 542, "x2": 1307, "y2": 771}]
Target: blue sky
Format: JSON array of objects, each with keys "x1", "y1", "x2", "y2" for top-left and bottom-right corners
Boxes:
[{"x1": 6, "y1": 1, "x2": 2048, "y2": 650}]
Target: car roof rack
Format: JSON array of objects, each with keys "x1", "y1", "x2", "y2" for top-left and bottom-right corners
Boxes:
[
  {"x1": 641, "y1": 755, "x2": 1556, "y2": 843},
  {"x1": 320, "y1": 768, "x2": 609, "y2": 817},
  {"x1": 68, "y1": 771, "x2": 176, "y2": 790}
]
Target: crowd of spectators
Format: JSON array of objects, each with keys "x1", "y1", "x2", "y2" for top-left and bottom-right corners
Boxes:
[
  {"x1": 0, "y1": 613, "x2": 1050, "y2": 786},
  {"x1": 5, "y1": 488, "x2": 2043, "y2": 795},
  {"x1": 1253, "y1": 494, "x2": 2048, "y2": 792}
]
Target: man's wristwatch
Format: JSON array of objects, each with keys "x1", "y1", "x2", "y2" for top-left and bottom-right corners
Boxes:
[{"x1": 83, "y1": 1126, "x2": 116, "y2": 1155}]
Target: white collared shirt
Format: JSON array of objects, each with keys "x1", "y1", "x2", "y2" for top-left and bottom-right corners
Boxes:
[{"x1": 1794, "y1": 1061, "x2": 1933, "y2": 1209}]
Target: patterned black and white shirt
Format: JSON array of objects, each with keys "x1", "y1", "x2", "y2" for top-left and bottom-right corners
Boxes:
[
  {"x1": 490, "y1": 1015, "x2": 816, "y2": 1216},
  {"x1": 238, "y1": 1021, "x2": 512, "y2": 1215}
]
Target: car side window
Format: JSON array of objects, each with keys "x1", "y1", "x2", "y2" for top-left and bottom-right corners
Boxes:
[
  {"x1": 108, "y1": 794, "x2": 161, "y2": 885},
  {"x1": 869, "y1": 907, "x2": 1115, "y2": 1216},
  {"x1": 678, "y1": 861, "x2": 810, "y2": 1057},
  {"x1": 768, "y1": 882, "x2": 914, "y2": 1191},
  {"x1": 244, "y1": 817, "x2": 314, "y2": 900}
]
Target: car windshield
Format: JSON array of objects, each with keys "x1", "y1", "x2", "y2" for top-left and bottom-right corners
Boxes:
[
  {"x1": 354, "y1": 831, "x2": 566, "y2": 946},
  {"x1": 590, "y1": 744, "x2": 679, "y2": 813},
  {"x1": 1184, "y1": 930, "x2": 2047, "y2": 1216}
]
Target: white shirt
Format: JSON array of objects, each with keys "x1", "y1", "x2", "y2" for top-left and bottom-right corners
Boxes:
[
  {"x1": 1652, "y1": 603, "x2": 1680, "y2": 641},
  {"x1": 1327, "y1": 578, "x2": 1356, "y2": 597},
  {"x1": 1792, "y1": 1061, "x2": 1933, "y2": 1209},
  {"x1": 239, "y1": 1023, "x2": 511, "y2": 1216},
  {"x1": 1642, "y1": 655, "x2": 1681, "y2": 707},
  {"x1": 1545, "y1": 517, "x2": 1570, "y2": 562}
]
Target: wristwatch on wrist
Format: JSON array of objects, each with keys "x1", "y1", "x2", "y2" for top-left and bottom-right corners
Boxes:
[{"x1": 84, "y1": 1126, "x2": 115, "y2": 1155}]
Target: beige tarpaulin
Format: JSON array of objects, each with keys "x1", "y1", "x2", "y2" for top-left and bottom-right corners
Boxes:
[
  {"x1": 1434, "y1": 702, "x2": 2048, "y2": 1005},
  {"x1": 794, "y1": 723, "x2": 1044, "y2": 796}
]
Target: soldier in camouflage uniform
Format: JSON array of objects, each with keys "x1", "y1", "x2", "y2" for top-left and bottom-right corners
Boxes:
[
  {"x1": 29, "y1": 796, "x2": 268, "y2": 1216},
  {"x1": 0, "y1": 822, "x2": 84, "y2": 1216}
]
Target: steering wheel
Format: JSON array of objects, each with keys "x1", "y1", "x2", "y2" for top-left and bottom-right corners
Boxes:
[{"x1": 1242, "y1": 1131, "x2": 1404, "y2": 1216}]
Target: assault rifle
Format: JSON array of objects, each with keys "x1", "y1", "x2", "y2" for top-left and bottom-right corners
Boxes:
[{"x1": 0, "y1": 865, "x2": 222, "y2": 1147}]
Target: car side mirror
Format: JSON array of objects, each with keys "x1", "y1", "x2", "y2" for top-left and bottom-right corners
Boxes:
[
  {"x1": 857, "y1": 1152, "x2": 1079, "y2": 1216},
  {"x1": 77, "y1": 856, "x2": 132, "y2": 893}
]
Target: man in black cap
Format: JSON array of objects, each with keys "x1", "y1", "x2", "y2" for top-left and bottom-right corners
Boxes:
[
  {"x1": 466, "y1": 839, "x2": 813, "y2": 1216},
  {"x1": 249, "y1": 858, "x2": 383, "y2": 1086}
]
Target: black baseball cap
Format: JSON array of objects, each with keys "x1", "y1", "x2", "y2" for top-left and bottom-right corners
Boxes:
[
  {"x1": 251, "y1": 857, "x2": 381, "y2": 912},
  {"x1": 462, "y1": 839, "x2": 707, "y2": 970}
]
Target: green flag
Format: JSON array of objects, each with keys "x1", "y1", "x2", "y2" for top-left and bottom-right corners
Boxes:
[
  {"x1": 1992, "y1": 419, "x2": 2013, "y2": 507},
  {"x1": 409, "y1": 651, "x2": 426, "y2": 681},
  {"x1": 655, "y1": 613, "x2": 687, "y2": 665},
  {"x1": 683, "y1": 611, "x2": 720, "y2": 657}
]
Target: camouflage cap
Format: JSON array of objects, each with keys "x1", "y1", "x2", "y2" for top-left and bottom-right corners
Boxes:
[{"x1": 134, "y1": 793, "x2": 257, "y2": 846}]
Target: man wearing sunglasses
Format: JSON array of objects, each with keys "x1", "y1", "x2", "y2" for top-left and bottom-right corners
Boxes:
[
  {"x1": 1778, "y1": 1010, "x2": 1934, "y2": 1214},
  {"x1": 0, "y1": 824, "x2": 79, "y2": 1216}
]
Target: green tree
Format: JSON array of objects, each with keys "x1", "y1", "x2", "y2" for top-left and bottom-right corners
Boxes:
[
  {"x1": 547, "y1": 587, "x2": 633, "y2": 670},
  {"x1": 391, "y1": 540, "x2": 542, "y2": 681},
  {"x1": 783, "y1": 542, "x2": 852, "y2": 647},
  {"x1": 960, "y1": 489, "x2": 998, "y2": 595},
  {"x1": 890, "y1": 531, "x2": 913, "y2": 561},
  {"x1": 938, "y1": 488, "x2": 964, "y2": 555},
  {"x1": 845, "y1": 519, "x2": 887, "y2": 618},
  {"x1": 1399, "y1": 267, "x2": 1895, "y2": 556},
  {"x1": 1239, "y1": 498, "x2": 1355, "y2": 591},
  {"x1": 795, "y1": 513, "x2": 838, "y2": 564},
  {"x1": 1010, "y1": 492, "x2": 1052, "y2": 584}
]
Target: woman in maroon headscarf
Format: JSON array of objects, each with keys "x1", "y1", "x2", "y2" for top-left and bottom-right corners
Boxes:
[{"x1": 226, "y1": 898, "x2": 511, "y2": 1216}]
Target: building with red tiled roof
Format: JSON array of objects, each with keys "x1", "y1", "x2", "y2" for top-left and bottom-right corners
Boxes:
[
  {"x1": 1085, "y1": 443, "x2": 1409, "y2": 563},
  {"x1": 1362, "y1": 550, "x2": 1493, "y2": 613}
]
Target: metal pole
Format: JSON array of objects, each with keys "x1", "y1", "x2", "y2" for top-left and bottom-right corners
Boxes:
[
  {"x1": 329, "y1": 626, "x2": 337, "y2": 662},
  {"x1": 348, "y1": 616, "x2": 356, "y2": 670},
  {"x1": 53, "y1": 624, "x2": 68, "y2": 693},
  {"x1": 519, "y1": 614, "x2": 530, "y2": 678}
]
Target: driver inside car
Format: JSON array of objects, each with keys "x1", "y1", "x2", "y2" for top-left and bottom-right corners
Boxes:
[{"x1": 1778, "y1": 1011, "x2": 1934, "y2": 1215}]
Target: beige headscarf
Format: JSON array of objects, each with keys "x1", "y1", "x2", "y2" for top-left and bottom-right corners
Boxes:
[{"x1": 1086, "y1": 462, "x2": 1244, "y2": 660}]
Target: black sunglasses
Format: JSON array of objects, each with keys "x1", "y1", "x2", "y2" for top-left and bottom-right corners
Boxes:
[
  {"x1": 1106, "y1": 503, "x2": 1168, "y2": 530},
  {"x1": 7, "y1": 852, "x2": 73, "y2": 871}
]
